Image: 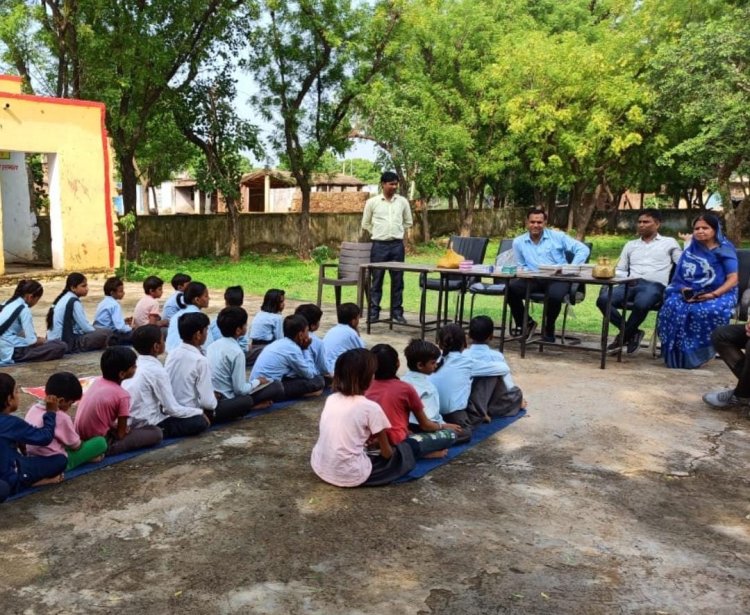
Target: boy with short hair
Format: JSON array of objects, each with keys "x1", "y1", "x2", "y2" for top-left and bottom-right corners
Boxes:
[
  {"x1": 322, "y1": 302, "x2": 365, "y2": 375},
  {"x1": 250, "y1": 314, "x2": 325, "y2": 401},
  {"x1": 75, "y1": 346, "x2": 163, "y2": 455},
  {"x1": 94, "y1": 276, "x2": 133, "y2": 345},
  {"x1": 465, "y1": 315, "x2": 524, "y2": 421},
  {"x1": 25, "y1": 372, "x2": 108, "y2": 471},
  {"x1": 163, "y1": 273, "x2": 192, "y2": 323},
  {"x1": 123, "y1": 325, "x2": 209, "y2": 438},
  {"x1": 207, "y1": 307, "x2": 284, "y2": 410},
  {"x1": 132, "y1": 276, "x2": 167, "y2": 328},
  {"x1": 209, "y1": 286, "x2": 250, "y2": 354},
  {"x1": 294, "y1": 303, "x2": 329, "y2": 381}
]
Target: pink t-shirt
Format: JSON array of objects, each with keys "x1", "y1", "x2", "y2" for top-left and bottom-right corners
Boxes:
[
  {"x1": 74, "y1": 377, "x2": 131, "y2": 440},
  {"x1": 25, "y1": 403, "x2": 81, "y2": 458},
  {"x1": 132, "y1": 295, "x2": 161, "y2": 327},
  {"x1": 310, "y1": 393, "x2": 391, "y2": 488}
]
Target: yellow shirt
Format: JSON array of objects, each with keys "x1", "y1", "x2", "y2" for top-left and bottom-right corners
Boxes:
[{"x1": 361, "y1": 193, "x2": 413, "y2": 241}]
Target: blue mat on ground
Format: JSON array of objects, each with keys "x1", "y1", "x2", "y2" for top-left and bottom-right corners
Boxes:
[
  {"x1": 7, "y1": 396, "x2": 307, "y2": 502},
  {"x1": 395, "y1": 409, "x2": 527, "y2": 483}
]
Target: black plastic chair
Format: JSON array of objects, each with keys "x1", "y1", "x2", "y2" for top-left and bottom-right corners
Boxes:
[
  {"x1": 468, "y1": 239, "x2": 514, "y2": 320},
  {"x1": 420, "y1": 235, "x2": 489, "y2": 327},
  {"x1": 528, "y1": 241, "x2": 593, "y2": 344}
]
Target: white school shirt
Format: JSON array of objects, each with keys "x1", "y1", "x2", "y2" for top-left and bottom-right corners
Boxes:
[
  {"x1": 165, "y1": 306, "x2": 215, "y2": 353},
  {"x1": 249, "y1": 310, "x2": 283, "y2": 342},
  {"x1": 304, "y1": 333, "x2": 329, "y2": 377},
  {"x1": 430, "y1": 351, "x2": 473, "y2": 415},
  {"x1": 250, "y1": 337, "x2": 317, "y2": 382},
  {"x1": 162, "y1": 291, "x2": 183, "y2": 322},
  {"x1": 122, "y1": 355, "x2": 203, "y2": 427},
  {"x1": 0, "y1": 297, "x2": 37, "y2": 365},
  {"x1": 48, "y1": 292, "x2": 96, "y2": 340},
  {"x1": 94, "y1": 296, "x2": 132, "y2": 333},
  {"x1": 165, "y1": 343, "x2": 217, "y2": 411}
]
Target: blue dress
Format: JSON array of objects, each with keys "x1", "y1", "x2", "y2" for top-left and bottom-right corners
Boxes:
[{"x1": 657, "y1": 237, "x2": 738, "y2": 369}]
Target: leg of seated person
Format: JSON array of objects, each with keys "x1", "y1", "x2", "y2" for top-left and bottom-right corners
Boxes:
[
  {"x1": 17, "y1": 454, "x2": 67, "y2": 487},
  {"x1": 711, "y1": 324, "x2": 750, "y2": 398},
  {"x1": 66, "y1": 436, "x2": 108, "y2": 471},
  {"x1": 251, "y1": 380, "x2": 285, "y2": 405},
  {"x1": 622, "y1": 281, "x2": 664, "y2": 341},
  {"x1": 543, "y1": 281, "x2": 572, "y2": 337},
  {"x1": 508, "y1": 278, "x2": 533, "y2": 331},
  {"x1": 12, "y1": 340, "x2": 68, "y2": 363},
  {"x1": 107, "y1": 425, "x2": 163, "y2": 456},
  {"x1": 281, "y1": 375, "x2": 325, "y2": 400},
  {"x1": 0, "y1": 479, "x2": 9, "y2": 502},
  {"x1": 73, "y1": 329, "x2": 111, "y2": 352},
  {"x1": 159, "y1": 415, "x2": 209, "y2": 439},
  {"x1": 362, "y1": 441, "x2": 416, "y2": 487},
  {"x1": 408, "y1": 429, "x2": 458, "y2": 458},
  {"x1": 596, "y1": 284, "x2": 628, "y2": 331},
  {"x1": 214, "y1": 395, "x2": 255, "y2": 422},
  {"x1": 478, "y1": 376, "x2": 524, "y2": 418}
]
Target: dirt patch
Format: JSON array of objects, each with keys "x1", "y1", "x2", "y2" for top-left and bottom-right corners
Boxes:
[{"x1": 0, "y1": 279, "x2": 749, "y2": 613}]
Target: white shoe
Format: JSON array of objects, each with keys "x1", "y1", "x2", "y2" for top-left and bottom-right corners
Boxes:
[{"x1": 702, "y1": 387, "x2": 749, "y2": 409}]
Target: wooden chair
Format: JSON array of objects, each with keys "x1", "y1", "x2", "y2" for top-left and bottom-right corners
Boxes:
[{"x1": 316, "y1": 242, "x2": 372, "y2": 308}]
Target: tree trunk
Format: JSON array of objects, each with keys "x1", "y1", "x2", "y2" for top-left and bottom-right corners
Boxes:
[
  {"x1": 226, "y1": 198, "x2": 241, "y2": 262},
  {"x1": 120, "y1": 155, "x2": 139, "y2": 261},
  {"x1": 422, "y1": 199, "x2": 431, "y2": 243},
  {"x1": 719, "y1": 163, "x2": 748, "y2": 245},
  {"x1": 298, "y1": 182, "x2": 313, "y2": 260}
]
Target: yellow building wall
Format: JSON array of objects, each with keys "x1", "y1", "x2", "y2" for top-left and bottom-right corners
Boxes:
[{"x1": 0, "y1": 75, "x2": 115, "y2": 273}]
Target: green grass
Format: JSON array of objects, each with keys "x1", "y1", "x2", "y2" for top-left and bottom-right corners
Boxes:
[{"x1": 125, "y1": 235, "x2": 648, "y2": 336}]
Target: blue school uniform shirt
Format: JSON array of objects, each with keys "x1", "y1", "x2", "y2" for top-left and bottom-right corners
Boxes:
[
  {"x1": 0, "y1": 297, "x2": 38, "y2": 366},
  {"x1": 464, "y1": 343, "x2": 516, "y2": 389},
  {"x1": 163, "y1": 291, "x2": 183, "y2": 323},
  {"x1": 47, "y1": 292, "x2": 96, "y2": 341},
  {"x1": 303, "y1": 332, "x2": 329, "y2": 377},
  {"x1": 208, "y1": 318, "x2": 249, "y2": 352},
  {"x1": 249, "y1": 311, "x2": 283, "y2": 342},
  {"x1": 94, "y1": 296, "x2": 132, "y2": 333},
  {"x1": 401, "y1": 369, "x2": 441, "y2": 424},
  {"x1": 206, "y1": 336, "x2": 261, "y2": 399},
  {"x1": 0, "y1": 411, "x2": 57, "y2": 489},
  {"x1": 429, "y1": 351, "x2": 473, "y2": 415},
  {"x1": 322, "y1": 324, "x2": 365, "y2": 374},
  {"x1": 250, "y1": 337, "x2": 317, "y2": 382},
  {"x1": 512, "y1": 229, "x2": 589, "y2": 272},
  {"x1": 166, "y1": 306, "x2": 215, "y2": 353}
]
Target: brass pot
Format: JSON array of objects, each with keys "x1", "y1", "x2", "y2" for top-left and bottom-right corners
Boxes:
[{"x1": 592, "y1": 256, "x2": 615, "y2": 279}]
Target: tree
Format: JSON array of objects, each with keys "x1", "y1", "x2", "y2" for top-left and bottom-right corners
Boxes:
[
  {"x1": 245, "y1": 0, "x2": 401, "y2": 259},
  {"x1": 173, "y1": 73, "x2": 261, "y2": 261}
]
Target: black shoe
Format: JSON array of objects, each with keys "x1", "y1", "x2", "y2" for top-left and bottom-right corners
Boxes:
[
  {"x1": 607, "y1": 333, "x2": 623, "y2": 354},
  {"x1": 368, "y1": 313, "x2": 380, "y2": 324},
  {"x1": 627, "y1": 329, "x2": 645, "y2": 354},
  {"x1": 541, "y1": 334, "x2": 555, "y2": 343},
  {"x1": 392, "y1": 314, "x2": 408, "y2": 325}
]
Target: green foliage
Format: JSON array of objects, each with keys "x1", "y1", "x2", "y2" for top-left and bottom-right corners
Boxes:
[{"x1": 311, "y1": 245, "x2": 332, "y2": 265}]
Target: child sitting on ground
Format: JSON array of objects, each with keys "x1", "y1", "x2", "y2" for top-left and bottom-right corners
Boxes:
[
  {"x1": 465, "y1": 315, "x2": 525, "y2": 422},
  {"x1": 365, "y1": 344, "x2": 458, "y2": 458},
  {"x1": 430, "y1": 323, "x2": 474, "y2": 431},
  {"x1": 163, "y1": 273, "x2": 192, "y2": 323},
  {"x1": 294, "y1": 304, "x2": 330, "y2": 383},
  {"x1": 124, "y1": 325, "x2": 209, "y2": 439},
  {"x1": 0, "y1": 279, "x2": 67, "y2": 365},
  {"x1": 402, "y1": 339, "x2": 469, "y2": 444},
  {"x1": 25, "y1": 372, "x2": 107, "y2": 471},
  {"x1": 0, "y1": 373, "x2": 65, "y2": 500},
  {"x1": 165, "y1": 282, "x2": 211, "y2": 353},
  {"x1": 94, "y1": 276, "x2": 133, "y2": 345},
  {"x1": 47, "y1": 272, "x2": 111, "y2": 352},
  {"x1": 209, "y1": 286, "x2": 250, "y2": 356},
  {"x1": 250, "y1": 314, "x2": 325, "y2": 401},
  {"x1": 185, "y1": 310, "x2": 282, "y2": 420},
  {"x1": 323, "y1": 302, "x2": 365, "y2": 374},
  {"x1": 75, "y1": 346, "x2": 163, "y2": 456},
  {"x1": 132, "y1": 276, "x2": 168, "y2": 329},
  {"x1": 310, "y1": 348, "x2": 416, "y2": 487},
  {"x1": 249, "y1": 288, "x2": 285, "y2": 346}
]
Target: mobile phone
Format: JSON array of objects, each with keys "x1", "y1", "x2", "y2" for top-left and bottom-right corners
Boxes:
[{"x1": 682, "y1": 288, "x2": 695, "y2": 300}]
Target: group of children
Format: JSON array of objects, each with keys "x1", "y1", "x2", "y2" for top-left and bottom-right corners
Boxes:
[{"x1": 0, "y1": 271, "x2": 524, "y2": 500}]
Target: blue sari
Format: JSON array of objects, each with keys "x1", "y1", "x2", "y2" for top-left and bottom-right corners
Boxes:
[{"x1": 657, "y1": 232, "x2": 738, "y2": 369}]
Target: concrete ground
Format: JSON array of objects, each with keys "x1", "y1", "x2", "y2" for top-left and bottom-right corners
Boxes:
[{"x1": 1, "y1": 278, "x2": 749, "y2": 614}]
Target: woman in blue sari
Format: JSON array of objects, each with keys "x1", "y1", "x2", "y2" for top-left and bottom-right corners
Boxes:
[{"x1": 657, "y1": 214, "x2": 738, "y2": 369}]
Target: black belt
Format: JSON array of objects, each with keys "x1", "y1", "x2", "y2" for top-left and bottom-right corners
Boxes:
[{"x1": 372, "y1": 239, "x2": 402, "y2": 244}]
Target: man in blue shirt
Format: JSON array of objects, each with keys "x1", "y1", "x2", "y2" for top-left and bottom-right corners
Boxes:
[{"x1": 509, "y1": 208, "x2": 590, "y2": 342}]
